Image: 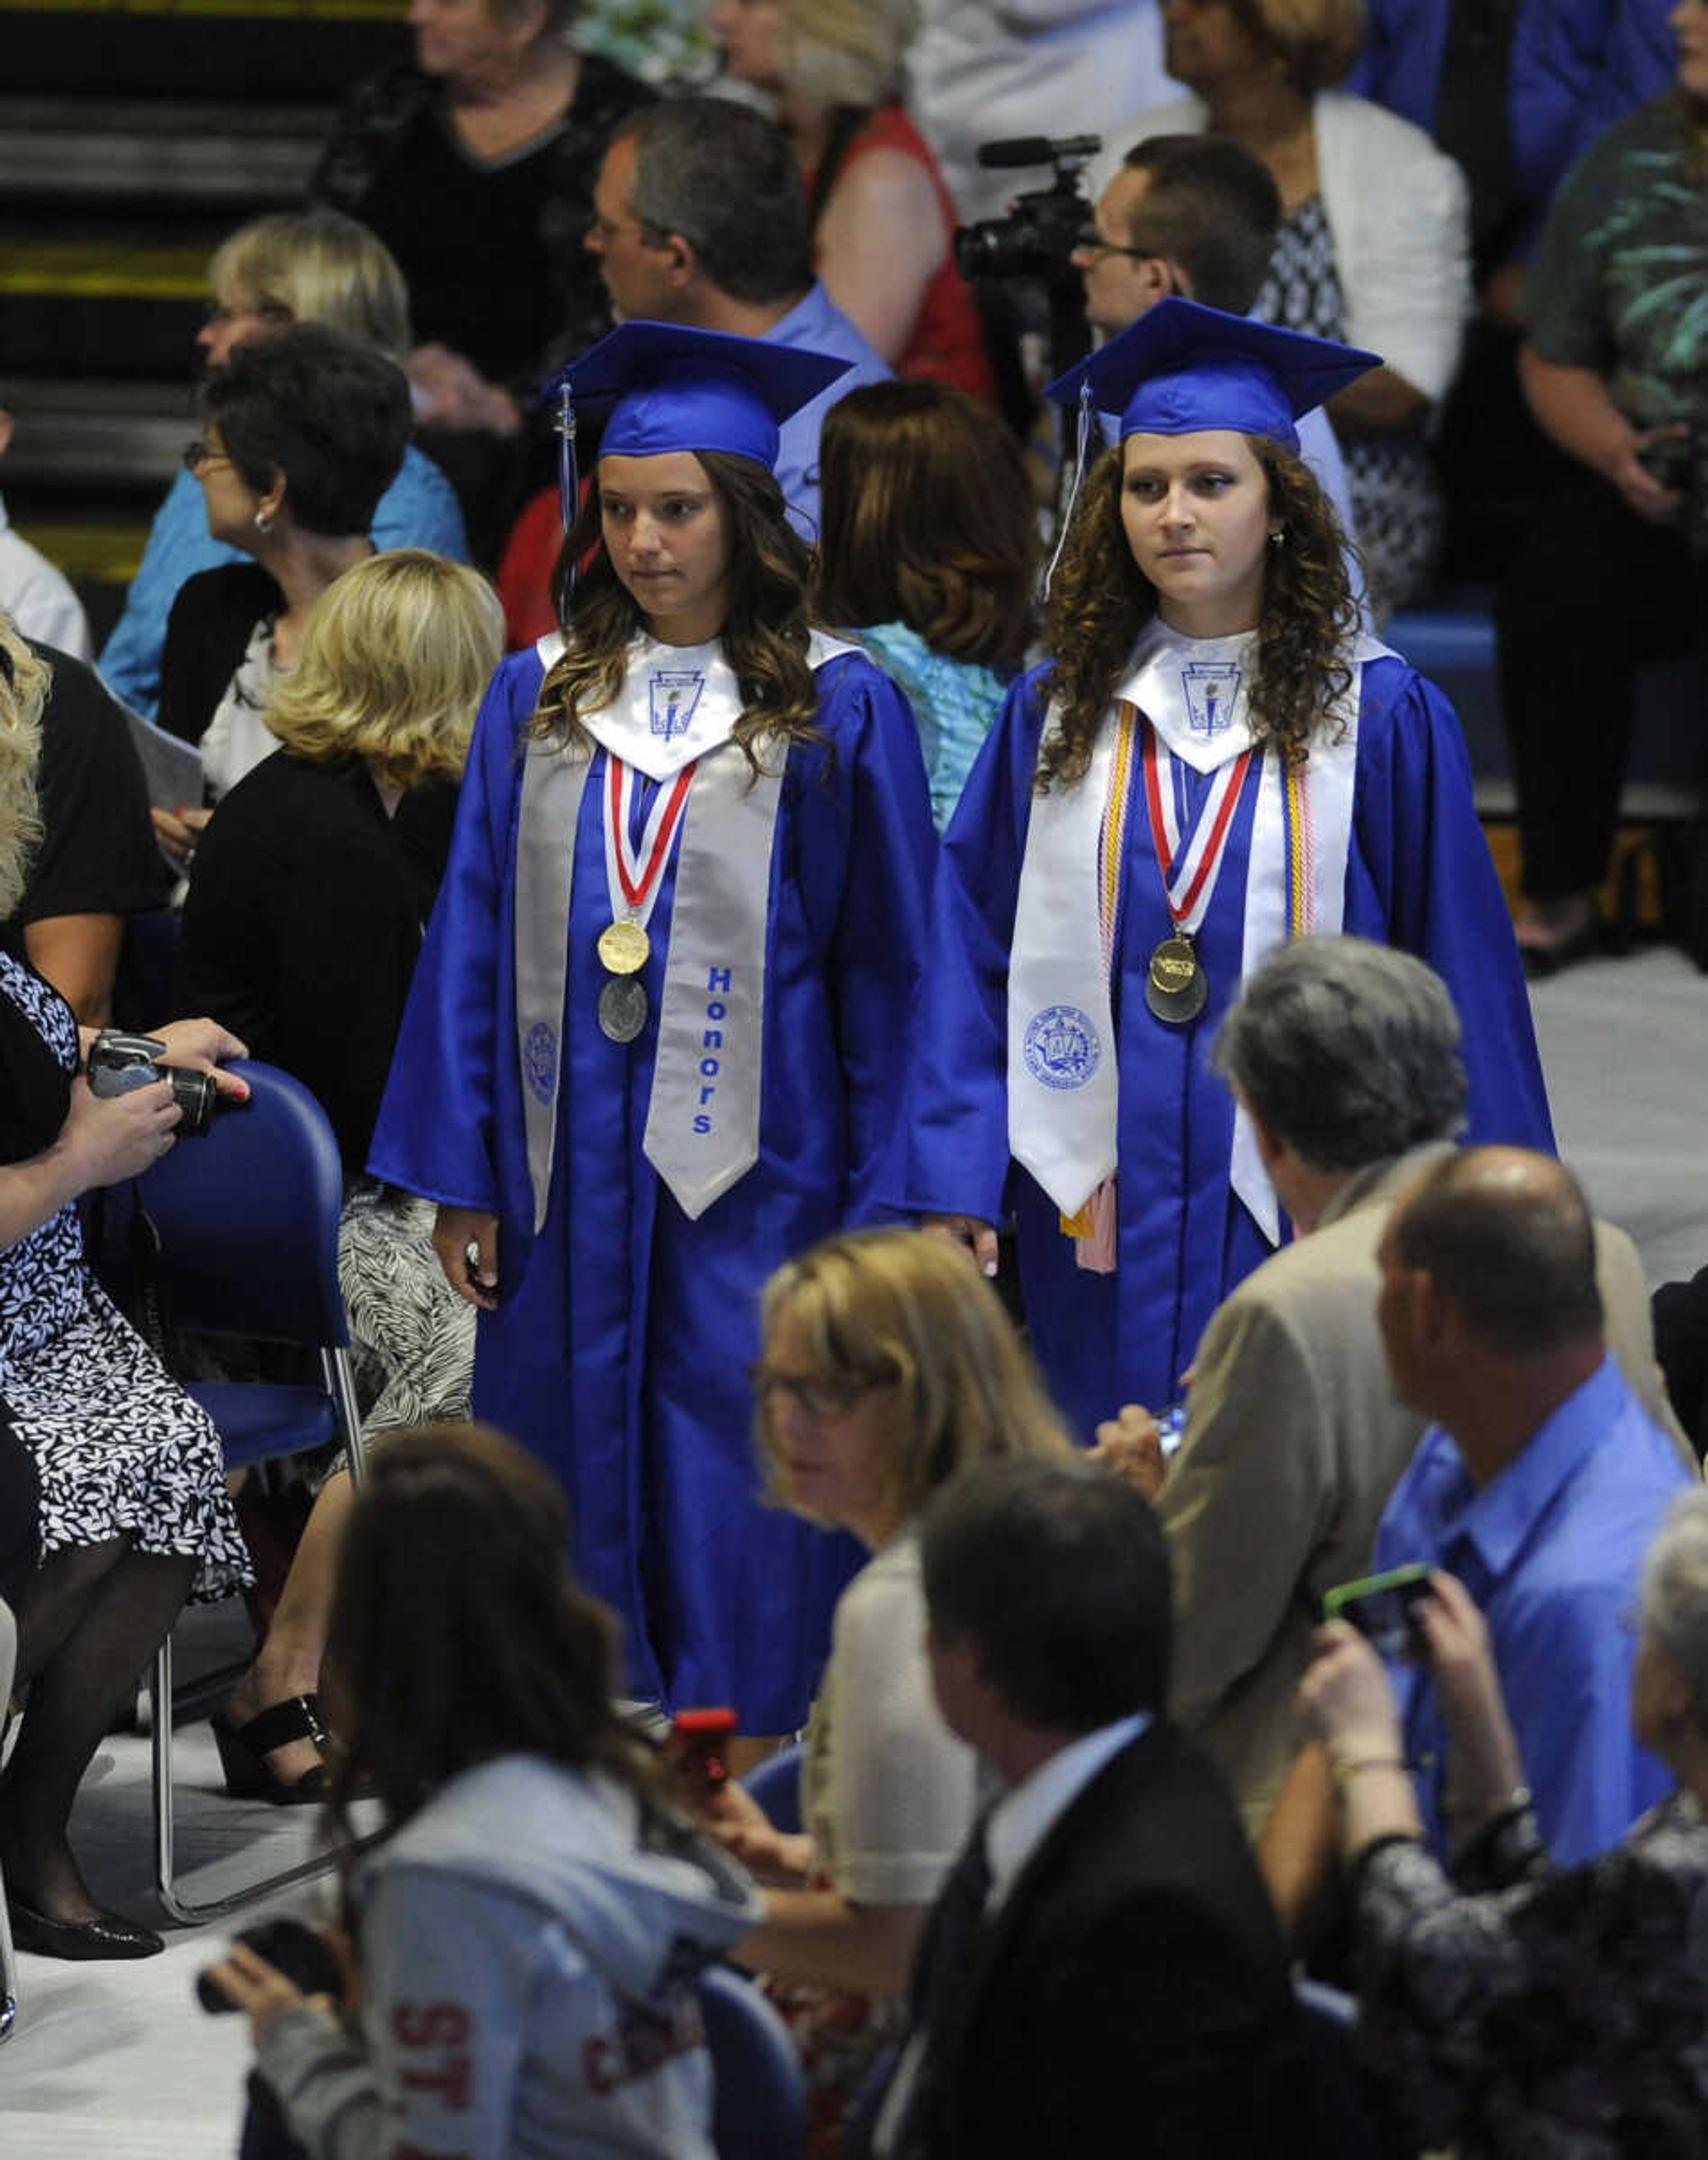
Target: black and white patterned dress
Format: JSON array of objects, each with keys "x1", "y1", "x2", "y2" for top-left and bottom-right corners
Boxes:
[
  {"x1": 0, "y1": 953, "x2": 250, "y2": 1600},
  {"x1": 1254, "y1": 195, "x2": 1443, "y2": 623}
]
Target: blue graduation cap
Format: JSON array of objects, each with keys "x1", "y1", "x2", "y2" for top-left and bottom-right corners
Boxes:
[
  {"x1": 544, "y1": 320, "x2": 853, "y2": 537},
  {"x1": 1047, "y1": 298, "x2": 1380, "y2": 455}
]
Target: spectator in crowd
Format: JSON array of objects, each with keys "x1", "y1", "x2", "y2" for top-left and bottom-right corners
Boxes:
[
  {"x1": 1074, "y1": 131, "x2": 1356, "y2": 547},
  {"x1": 908, "y1": 0, "x2": 1175, "y2": 229},
  {"x1": 1496, "y1": 7, "x2": 1708, "y2": 974},
  {"x1": 205, "y1": 1423, "x2": 760, "y2": 2159},
  {"x1": 98, "y1": 211, "x2": 467, "y2": 724},
  {"x1": 0, "y1": 620, "x2": 169, "y2": 1026},
  {"x1": 1264, "y1": 1147, "x2": 1700, "y2": 1958},
  {"x1": 1096, "y1": 0, "x2": 1472, "y2": 618},
  {"x1": 0, "y1": 399, "x2": 89, "y2": 661},
  {"x1": 154, "y1": 326, "x2": 413, "y2": 862},
  {"x1": 894, "y1": 301, "x2": 1548, "y2": 1442},
  {"x1": 690, "y1": 1229, "x2": 1068, "y2": 2144},
  {"x1": 586, "y1": 97, "x2": 890, "y2": 530},
  {"x1": 0, "y1": 616, "x2": 250, "y2": 1958},
  {"x1": 177, "y1": 552, "x2": 501, "y2": 1801},
  {"x1": 814, "y1": 381, "x2": 1035, "y2": 830},
  {"x1": 496, "y1": 94, "x2": 893, "y2": 645},
  {"x1": 709, "y1": 0, "x2": 997, "y2": 403},
  {"x1": 1094, "y1": 937, "x2": 1680, "y2": 1833},
  {"x1": 1299, "y1": 1493, "x2": 1708, "y2": 2155},
  {"x1": 866, "y1": 1454, "x2": 1308, "y2": 2158},
  {"x1": 369, "y1": 324, "x2": 935, "y2": 1744},
  {"x1": 311, "y1": 0, "x2": 653, "y2": 556}
]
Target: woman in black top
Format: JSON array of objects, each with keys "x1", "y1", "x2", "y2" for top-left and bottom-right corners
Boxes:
[
  {"x1": 154, "y1": 325, "x2": 412, "y2": 861},
  {"x1": 0, "y1": 619, "x2": 250, "y2": 1958},
  {"x1": 178, "y1": 549, "x2": 503, "y2": 1801}
]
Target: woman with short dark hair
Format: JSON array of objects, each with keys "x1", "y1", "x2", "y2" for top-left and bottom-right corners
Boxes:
[{"x1": 155, "y1": 325, "x2": 413, "y2": 859}]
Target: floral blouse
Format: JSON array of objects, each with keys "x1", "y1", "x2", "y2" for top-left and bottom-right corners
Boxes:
[{"x1": 1353, "y1": 1791, "x2": 1708, "y2": 2156}]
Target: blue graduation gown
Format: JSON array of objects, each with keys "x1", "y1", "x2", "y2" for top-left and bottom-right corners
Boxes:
[
  {"x1": 892, "y1": 653, "x2": 1553, "y2": 1440},
  {"x1": 369, "y1": 646, "x2": 937, "y2": 1731}
]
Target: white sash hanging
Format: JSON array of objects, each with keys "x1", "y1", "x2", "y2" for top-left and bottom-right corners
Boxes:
[
  {"x1": 1008, "y1": 632, "x2": 1384, "y2": 1240},
  {"x1": 1008, "y1": 709, "x2": 1122, "y2": 1218}
]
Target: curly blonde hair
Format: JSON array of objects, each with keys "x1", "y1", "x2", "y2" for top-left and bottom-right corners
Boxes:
[
  {"x1": 0, "y1": 615, "x2": 47, "y2": 920},
  {"x1": 756, "y1": 1228, "x2": 1072, "y2": 1527},
  {"x1": 1037, "y1": 435, "x2": 1358, "y2": 791},
  {"x1": 531, "y1": 451, "x2": 822, "y2": 774},
  {"x1": 265, "y1": 551, "x2": 503, "y2": 790}
]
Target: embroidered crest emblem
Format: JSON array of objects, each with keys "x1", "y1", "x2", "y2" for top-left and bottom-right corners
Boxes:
[
  {"x1": 649, "y1": 669, "x2": 705, "y2": 741},
  {"x1": 1023, "y1": 1005, "x2": 1101, "y2": 1091},
  {"x1": 524, "y1": 1021, "x2": 558, "y2": 1104},
  {"x1": 1181, "y1": 661, "x2": 1242, "y2": 737}
]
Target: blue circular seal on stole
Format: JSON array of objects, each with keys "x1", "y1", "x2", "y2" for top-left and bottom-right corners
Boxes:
[
  {"x1": 524, "y1": 1022, "x2": 558, "y2": 1105},
  {"x1": 1023, "y1": 1005, "x2": 1101, "y2": 1091}
]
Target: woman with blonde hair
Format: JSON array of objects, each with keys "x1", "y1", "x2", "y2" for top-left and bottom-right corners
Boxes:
[
  {"x1": 694, "y1": 1225, "x2": 1070, "y2": 2142},
  {"x1": 0, "y1": 615, "x2": 250, "y2": 1956},
  {"x1": 178, "y1": 548, "x2": 503, "y2": 1801},
  {"x1": 710, "y1": 0, "x2": 996, "y2": 400},
  {"x1": 99, "y1": 210, "x2": 467, "y2": 724}
]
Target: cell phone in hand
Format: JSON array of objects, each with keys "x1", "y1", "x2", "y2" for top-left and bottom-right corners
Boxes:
[
  {"x1": 197, "y1": 1916, "x2": 345, "y2": 2014},
  {"x1": 1323, "y1": 1563, "x2": 1433, "y2": 1662},
  {"x1": 665, "y1": 1707, "x2": 738, "y2": 1800}
]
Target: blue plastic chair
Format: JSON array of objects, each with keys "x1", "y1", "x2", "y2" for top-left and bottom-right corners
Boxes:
[
  {"x1": 742, "y1": 1738, "x2": 806, "y2": 1837},
  {"x1": 137, "y1": 1059, "x2": 366, "y2": 1924},
  {"x1": 701, "y1": 1964, "x2": 808, "y2": 2160}
]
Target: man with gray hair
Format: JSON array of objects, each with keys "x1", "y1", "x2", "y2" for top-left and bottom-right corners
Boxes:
[
  {"x1": 584, "y1": 97, "x2": 890, "y2": 533},
  {"x1": 1097, "y1": 935, "x2": 1681, "y2": 1831}
]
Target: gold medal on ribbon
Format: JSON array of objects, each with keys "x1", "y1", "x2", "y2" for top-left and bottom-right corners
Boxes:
[
  {"x1": 1145, "y1": 934, "x2": 1208, "y2": 1026},
  {"x1": 597, "y1": 916, "x2": 650, "y2": 975}
]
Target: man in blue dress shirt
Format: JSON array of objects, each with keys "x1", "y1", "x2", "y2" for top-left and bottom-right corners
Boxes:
[
  {"x1": 583, "y1": 97, "x2": 890, "y2": 539},
  {"x1": 1369, "y1": 1144, "x2": 1697, "y2": 1865}
]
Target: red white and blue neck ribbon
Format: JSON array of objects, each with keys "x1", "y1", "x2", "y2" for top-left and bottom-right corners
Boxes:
[
  {"x1": 1140, "y1": 718, "x2": 1255, "y2": 937},
  {"x1": 602, "y1": 754, "x2": 694, "y2": 938}
]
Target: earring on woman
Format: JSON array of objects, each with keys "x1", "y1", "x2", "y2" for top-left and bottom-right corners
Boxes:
[
  {"x1": 254, "y1": 511, "x2": 274, "y2": 535},
  {"x1": 1268, "y1": 528, "x2": 1285, "y2": 546}
]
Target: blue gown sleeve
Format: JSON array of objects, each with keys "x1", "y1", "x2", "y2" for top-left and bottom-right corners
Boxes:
[
  {"x1": 792, "y1": 655, "x2": 939, "y2": 1220},
  {"x1": 882, "y1": 666, "x2": 1051, "y2": 1225},
  {"x1": 1348, "y1": 660, "x2": 1555, "y2": 1153},
  {"x1": 366, "y1": 653, "x2": 539, "y2": 1213}
]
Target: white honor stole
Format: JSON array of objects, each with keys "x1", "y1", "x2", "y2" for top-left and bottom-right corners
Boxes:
[
  {"x1": 514, "y1": 629, "x2": 858, "y2": 1227},
  {"x1": 1007, "y1": 624, "x2": 1377, "y2": 1238}
]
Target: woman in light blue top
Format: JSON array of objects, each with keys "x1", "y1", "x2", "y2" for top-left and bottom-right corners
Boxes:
[
  {"x1": 814, "y1": 380, "x2": 1036, "y2": 831},
  {"x1": 99, "y1": 210, "x2": 466, "y2": 723}
]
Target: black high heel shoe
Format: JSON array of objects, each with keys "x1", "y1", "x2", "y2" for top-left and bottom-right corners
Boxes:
[{"x1": 211, "y1": 1694, "x2": 330, "y2": 1805}]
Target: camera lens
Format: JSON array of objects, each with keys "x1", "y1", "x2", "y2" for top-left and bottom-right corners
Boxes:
[{"x1": 167, "y1": 1066, "x2": 219, "y2": 1138}]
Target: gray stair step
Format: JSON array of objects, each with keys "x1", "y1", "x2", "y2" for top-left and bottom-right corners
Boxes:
[{"x1": 0, "y1": 95, "x2": 330, "y2": 203}]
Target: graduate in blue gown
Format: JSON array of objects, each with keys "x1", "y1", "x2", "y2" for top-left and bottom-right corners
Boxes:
[
  {"x1": 893, "y1": 302, "x2": 1552, "y2": 1440},
  {"x1": 368, "y1": 323, "x2": 936, "y2": 1733}
]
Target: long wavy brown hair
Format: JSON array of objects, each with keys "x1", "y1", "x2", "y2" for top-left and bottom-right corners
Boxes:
[
  {"x1": 1037, "y1": 433, "x2": 1358, "y2": 791},
  {"x1": 322, "y1": 1423, "x2": 665, "y2": 1847},
  {"x1": 530, "y1": 449, "x2": 822, "y2": 776}
]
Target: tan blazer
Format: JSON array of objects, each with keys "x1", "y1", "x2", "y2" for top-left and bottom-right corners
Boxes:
[{"x1": 1160, "y1": 1143, "x2": 1690, "y2": 1834}]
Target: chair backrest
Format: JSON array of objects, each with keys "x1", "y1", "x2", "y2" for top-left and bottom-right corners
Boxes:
[
  {"x1": 135, "y1": 1058, "x2": 349, "y2": 1349},
  {"x1": 700, "y1": 1965, "x2": 808, "y2": 2160},
  {"x1": 741, "y1": 1740, "x2": 806, "y2": 1838}
]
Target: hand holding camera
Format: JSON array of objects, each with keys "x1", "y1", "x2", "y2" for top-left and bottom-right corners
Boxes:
[{"x1": 197, "y1": 1916, "x2": 350, "y2": 2042}]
